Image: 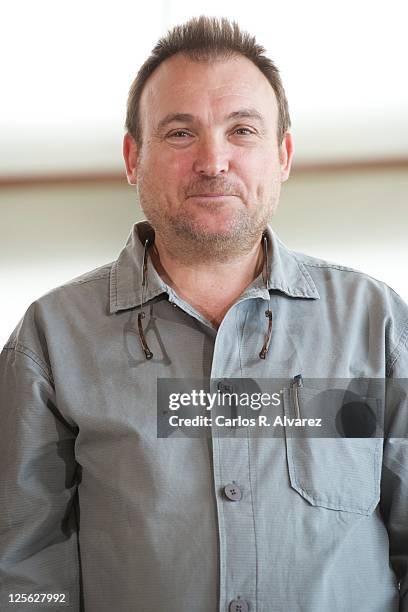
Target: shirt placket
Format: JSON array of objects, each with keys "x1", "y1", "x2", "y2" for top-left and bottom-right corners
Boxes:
[{"x1": 210, "y1": 304, "x2": 258, "y2": 612}]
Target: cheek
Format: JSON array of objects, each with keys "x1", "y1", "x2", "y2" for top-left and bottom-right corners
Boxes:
[
  {"x1": 148, "y1": 149, "x2": 193, "y2": 184},
  {"x1": 234, "y1": 151, "x2": 280, "y2": 195},
  {"x1": 170, "y1": 155, "x2": 192, "y2": 179}
]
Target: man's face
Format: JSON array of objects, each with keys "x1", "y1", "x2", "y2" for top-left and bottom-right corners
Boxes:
[{"x1": 124, "y1": 53, "x2": 293, "y2": 258}]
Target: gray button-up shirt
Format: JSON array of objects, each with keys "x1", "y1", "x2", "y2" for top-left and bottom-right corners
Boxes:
[{"x1": 1, "y1": 221, "x2": 408, "y2": 611}]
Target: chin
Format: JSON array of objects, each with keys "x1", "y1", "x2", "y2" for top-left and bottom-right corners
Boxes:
[
  {"x1": 193, "y1": 210, "x2": 242, "y2": 230},
  {"x1": 190, "y1": 219, "x2": 238, "y2": 237}
]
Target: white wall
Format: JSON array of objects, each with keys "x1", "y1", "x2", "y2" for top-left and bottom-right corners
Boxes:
[{"x1": 2, "y1": 1, "x2": 407, "y2": 177}]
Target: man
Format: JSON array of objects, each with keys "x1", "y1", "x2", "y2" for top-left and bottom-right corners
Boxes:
[{"x1": 1, "y1": 16, "x2": 407, "y2": 612}]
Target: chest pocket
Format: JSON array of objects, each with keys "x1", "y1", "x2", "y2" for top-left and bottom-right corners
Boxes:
[{"x1": 282, "y1": 386, "x2": 383, "y2": 515}]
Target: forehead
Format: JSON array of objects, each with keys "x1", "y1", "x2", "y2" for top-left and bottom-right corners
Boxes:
[{"x1": 139, "y1": 53, "x2": 278, "y2": 129}]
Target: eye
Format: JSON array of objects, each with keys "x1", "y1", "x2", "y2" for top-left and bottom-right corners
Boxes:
[
  {"x1": 233, "y1": 127, "x2": 256, "y2": 136},
  {"x1": 167, "y1": 129, "x2": 193, "y2": 138}
]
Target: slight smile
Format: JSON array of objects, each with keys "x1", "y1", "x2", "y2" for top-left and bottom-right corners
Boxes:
[{"x1": 187, "y1": 194, "x2": 239, "y2": 199}]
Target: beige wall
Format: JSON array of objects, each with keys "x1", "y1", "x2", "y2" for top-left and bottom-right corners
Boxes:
[{"x1": 1, "y1": 168, "x2": 407, "y2": 346}]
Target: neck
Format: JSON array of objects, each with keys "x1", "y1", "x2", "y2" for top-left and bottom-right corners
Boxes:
[{"x1": 149, "y1": 233, "x2": 266, "y2": 327}]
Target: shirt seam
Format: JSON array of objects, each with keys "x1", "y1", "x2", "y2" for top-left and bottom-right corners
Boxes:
[
  {"x1": 2, "y1": 342, "x2": 54, "y2": 384},
  {"x1": 295, "y1": 260, "x2": 319, "y2": 294},
  {"x1": 246, "y1": 434, "x2": 258, "y2": 611},
  {"x1": 387, "y1": 320, "x2": 408, "y2": 377},
  {"x1": 70, "y1": 271, "x2": 111, "y2": 285},
  {"x1": 298, "y1": 260, "x2": 359, "y2": 273},
  {"x1": 110, "y1": 261, "x2": 118, "y2": 311},
  {"x1": 235, "y1": 308, "x2": 244, "y2": 377},
  {"x1": 215, "y1": 435, "x2": 226, "y2": 610}
]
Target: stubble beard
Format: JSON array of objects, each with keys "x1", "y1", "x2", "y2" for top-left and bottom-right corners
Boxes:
[{"x1": 137, "y1": 177, "x2": 280, "y2": 264}]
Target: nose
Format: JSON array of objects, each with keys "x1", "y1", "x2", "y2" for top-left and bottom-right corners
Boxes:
[{"x1": 192, "y1": 135, "x2": 229, "y2": 177}]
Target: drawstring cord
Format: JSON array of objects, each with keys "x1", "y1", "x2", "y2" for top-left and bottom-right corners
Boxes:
[
  {"x1": 137, "y1": 238, "x2": 154, "y2": 360},
  {"x1": 259, "y1": 232, "x2": 273, "y2": 359},
  {"x1": 137, "y1": 231, "x2": 272, "y2": 361}
]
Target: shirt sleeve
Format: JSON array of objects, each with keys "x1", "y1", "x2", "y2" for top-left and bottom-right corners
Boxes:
[
  {"x1": 381, "y1": 321, "x2": 408, "y2": 611},
  {"x1": 0, "y1": 343, "x2": 81, "y2": 611}
]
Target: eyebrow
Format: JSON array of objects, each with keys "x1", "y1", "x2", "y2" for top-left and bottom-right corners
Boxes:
[
  {"x1": 156, "y1": 107, "x2": 266, "y2": 132},
  {"x1": 226, "y1": 108, "x2": 265, "y2": 125},
  {"x1": 156, "y1": 113, "x2": 195, "y2": 132}
]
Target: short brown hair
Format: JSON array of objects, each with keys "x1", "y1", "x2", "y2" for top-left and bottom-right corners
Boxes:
[{"x1": 125, "y1": 16, "x2": 291, "y2": 145}]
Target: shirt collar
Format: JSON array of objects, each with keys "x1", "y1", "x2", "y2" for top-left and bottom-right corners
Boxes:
[{"x1": 109, "y1": 220, "x2": 319, "y2": 314}]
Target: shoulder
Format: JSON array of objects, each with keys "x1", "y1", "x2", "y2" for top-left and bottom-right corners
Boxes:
[
  {"x1": 292, "y1": 248, "x2": 404, "y2": 303},
  {"x1": 291, "y1": 248, "x2": 408, "y2": 372},
  {"x1": 38, "y1": 261, "x2": 113, "y2": 305},
  {"x1": 3, "y1": 261, "x2": 114, "y2": 356},
  {"x1": 61, "y1": 262, "x2": 113, "y2": 286},
  {"x1": 293, "y1": 248, "x2": 373, "y2": 276}
]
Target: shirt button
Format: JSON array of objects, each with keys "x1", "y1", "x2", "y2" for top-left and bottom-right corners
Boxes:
[
  {"x1": 229, "y1": 598, "x2": 249, "y2": 612},
  {"x1": 224, "y1": 483, "x2": 242, "y2": 501}
]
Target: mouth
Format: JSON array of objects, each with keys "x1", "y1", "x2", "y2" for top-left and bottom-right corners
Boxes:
[{"x1": 187, "y1": 193, "x2": 238, "y2": 199}]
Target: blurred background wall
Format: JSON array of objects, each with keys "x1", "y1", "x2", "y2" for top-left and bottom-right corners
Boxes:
[{"x1": 1, "y1": 0, "x2": 407, "y2": 346}]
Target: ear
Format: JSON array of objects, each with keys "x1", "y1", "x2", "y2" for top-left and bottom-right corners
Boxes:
[
  {"x1": 123, "y1": 132, "x2": 139, "y2": 185},
  {"x1": 279, "y1": 132, "x2": 294, "y2": 182}
]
